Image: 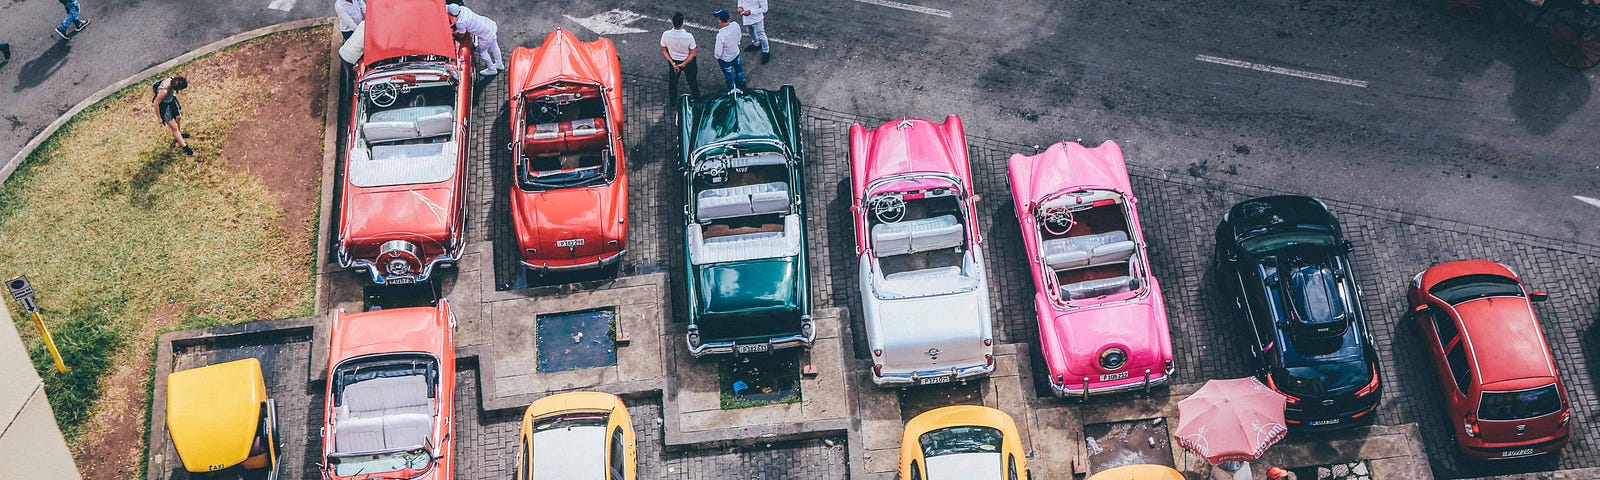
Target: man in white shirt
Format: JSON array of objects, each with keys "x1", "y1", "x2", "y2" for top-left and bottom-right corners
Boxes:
[
  {"x1": 712, "y1": 10, "x2": 747, "y2": 92},
  {"x1": 660, "y1": 12, "x2": 701, "y2": 101},
  {"x1": 737, "y1": 0, "x2": 770, "y2": 64},
  {"x1": 334, "y1": 0, "x2": 365, "y2": 40},
  {"x1": 447, "y1": 3, "x2": 504, "y2": 76}
]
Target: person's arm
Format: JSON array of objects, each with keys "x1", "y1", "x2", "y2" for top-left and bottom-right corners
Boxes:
[
  {"x1": 683, "y1": 47, "x2": 696, "y2": 64},
  {"x1": 152, "y1": 82, "x2": 169, "y2": 108},
  {"x1": 754, "y1": 0, "x2": 767, "y2": 15}
]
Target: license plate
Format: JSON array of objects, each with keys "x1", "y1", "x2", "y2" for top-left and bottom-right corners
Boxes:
[
  {"x1": 1501, "y1": 448, "x2": 1536, "y2": 458},
  {"x1": 734, "y1": 343, "x2": 770, "y2": 354},
  {"x1": 556, "y1": 238, "x2": 586, "y2": 247},
  {"x1": 1309, "y1": 419, "x2": 1341, "y2": 426},
  {"x1": 387, "y1": 277, "x2": 415, "y2": 285},
  {"x1": 918, "y1": 375, "x2": 952, "y2": 385},
  {"x1": 1099, "y1": 371, "x2": 1129, "y2": 382}
]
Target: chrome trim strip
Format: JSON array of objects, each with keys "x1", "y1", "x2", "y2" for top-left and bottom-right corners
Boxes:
[
  {"x1": 520, "y1": 249, "x2": 627, "y2": 273},
  {"x1": 872, "y1": 362, "x2": 995, "y2": 386}
]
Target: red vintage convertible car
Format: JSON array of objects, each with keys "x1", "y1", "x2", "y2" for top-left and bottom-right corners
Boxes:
[
  {"x1": 320, "y1": 300, "x2": 457, "y2": 480},
  {"x1": 336, "y1": 0, "x2": 473, "y2": 285},
  {"x1": 507, "y1": 29, "x2": 628, "y2": 272}
]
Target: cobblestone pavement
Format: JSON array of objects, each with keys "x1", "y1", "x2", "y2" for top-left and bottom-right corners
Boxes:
[{"x1": 461, "y1": 70, "x2": 1599, "y2": 478}]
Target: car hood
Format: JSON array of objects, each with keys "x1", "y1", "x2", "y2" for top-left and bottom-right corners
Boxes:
[
  {"x1": 514, "y1": 184, "x2": 623, "y2": 261},
  {"x1": 1006, "y1": 140, "x2": 1131, "y2": 204},
  {"x1": 694, "y1": 257, "x2": 800, "y2": 317},
  {"x1": 848, "y1": 116, "x2": 970, "y2": 197},
  {"x1": 344, "y1": 187, "x2": 455, "y2": 249},
  {"x1": 870, "y1": 290, "x2": 989, "y2": 371},
  {"x1": 508, "y1": 29, "x2": 621, "y2": 94},
  {"x1": 363, "y1": 0, "x2": 455, "y2": 65},
  {"x1": 1037, "y1": 287, "x2": 1173, "y2": 378}
]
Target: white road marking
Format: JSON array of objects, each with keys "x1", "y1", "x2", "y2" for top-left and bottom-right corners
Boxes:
[
  {"x1": 1195, "y1": 54, "x2": 1369, "y2": 88},
  {"x1": 267, "y1": 0, "x2": 297, "y2": 12},
  {"x1": 1575, "y1": 195, "x2": 1600, "y2": 209},
  {"x1": 566, "y1": 9, "x2": 819, "y2": 49},
  {"x1": 846, "y1": 0, "x2": 952, "y2": 17}
]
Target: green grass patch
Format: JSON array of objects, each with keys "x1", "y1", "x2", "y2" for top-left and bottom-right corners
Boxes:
[{"x1": 2, "y1": 26, "x2": 329, "y2": 443}]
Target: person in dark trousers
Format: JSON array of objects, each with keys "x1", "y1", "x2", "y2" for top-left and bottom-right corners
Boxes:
[
  {"x1": 55, "y1": 0, "x2": 90, "y2": 40},
  {"x1": 660, "y1": 13, "x2": 701, "y2": 102},
  {"x1": 335, "y1": 0, "x2": 365, "y2": 40},
  {"x1": 712, "y1": 10, "x2": 747, "y2": 92},
  {"x1": 152, "y1": 76, "x2": 192, "y2": 156}
]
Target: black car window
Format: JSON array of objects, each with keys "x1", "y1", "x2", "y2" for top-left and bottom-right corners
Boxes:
[
  {"x1": 520, "y1": 434, "x2": 531, "y2": 480},
  {"x1": 910, "y1": 461, "x2": 922, "y2": 480},
  {"x1": 1275, "y1": 359, "x2": 1369, "y2": 396},
  {"x1": 609, "y1": 427, "x2": 626, "y2": 479},
  {"x1": 919, "y1": 426, "x2": 1003, "y2": 458},
  {"x1": 1429, "y1": 274, "x2": 1523, "y2": 305},
  {"x1": 1480, "y1": 385, "x2": 1562, "y2": 421},
  {"x1": 1429, "y1": 310, "x2": 1460, "y2": 350},
  {"x1": 1239, "y1": 231, "x2": 1338, "y2": 255},
  {"x1": 1445, "y1": 343, "x2": 1472, "y2": 394}
]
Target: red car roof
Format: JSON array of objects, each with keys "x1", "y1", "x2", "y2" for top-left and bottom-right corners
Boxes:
[
  {"x1": 1456, "y1": 297, "x2": 1557, "y2": 389},
  {"x1": 363, "y1": 0, "x2": 456, "y2": 66}
]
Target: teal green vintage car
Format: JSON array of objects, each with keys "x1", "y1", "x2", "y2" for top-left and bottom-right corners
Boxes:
[{"x1": 678, "y1": 86, "x2": 813, "y2": 357}]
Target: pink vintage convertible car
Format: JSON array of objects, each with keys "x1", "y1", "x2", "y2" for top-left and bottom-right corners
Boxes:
[{"x1": 1007, "y1": 141, "x2": 1173, "y2": 399}]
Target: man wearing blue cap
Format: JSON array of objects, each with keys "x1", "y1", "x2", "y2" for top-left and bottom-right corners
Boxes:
[{"x1": 712, "y1": 10, "x2": 748, "y2": 93}]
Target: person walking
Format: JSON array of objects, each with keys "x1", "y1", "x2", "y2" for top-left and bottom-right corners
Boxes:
[
  {"x1": 335, "y1": 0, "x2": 366, "y2": 40},
  {"x1": 737, "y1": 0, "x2": 770, "y2": 64},
  {"x1": 446, "y1": 4, "x2": 503, "y2": 76},
  {"x1": 55, "y1": 0, "x2": 91, "y2": 40},
  {"x1": 152, "y1": 76, "x2": 192, "y2": 156},
  {"x1": 660, "y1": 13, "x2": 701, "y2": 102},
  {"x1": 712, "y1": 10, "x2": 747, "y2": 93}
]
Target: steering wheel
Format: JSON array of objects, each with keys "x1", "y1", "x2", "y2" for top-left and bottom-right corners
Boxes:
[
  {"x1": 698, "y1": 158, "x2": 728, "y2": 182},
  {"x1": 368, "y1": 82, "x2": 400, "y2": 108},
  {"x1": 870, "y1": 195, "x2": 906, "y2": 224},
  {"x1": 1041, "y1": 205, "x2": 1075, "y2": 236}
]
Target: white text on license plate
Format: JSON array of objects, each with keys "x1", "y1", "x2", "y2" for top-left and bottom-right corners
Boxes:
[
  {"x1": 734, "y1": 343, "x2": 769, "y2": 354},
  {"x1": 387, "y1": 277, "x2": 415, "y2": 285},
  {"x1": 1309, "y1": 419, "x2": 1341, "y2": 426},
  {"x1": 918, "y1": 375, "x2": 952, "y2": 385},
  {"x1": 556, "y1": 238, "x2": 586, "y2": 247},
  {"x1": 1099, "y1": 371, "x2": 1129, "y2": 382},
  {"x1": 1501, "y1": 448, "x2": 1536, "y2": 458}
]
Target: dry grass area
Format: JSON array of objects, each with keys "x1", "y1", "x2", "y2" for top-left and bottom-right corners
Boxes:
[{"x1": 0, "y1": 25, "x2": 331, "y2": 479}]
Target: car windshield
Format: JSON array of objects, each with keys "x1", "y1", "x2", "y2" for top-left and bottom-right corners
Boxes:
[
  {"x1": 1429, "y1": 274, "x2": 1524, "y2": 305},
  {"x1": 1479, "y1": 385, "x2": 1562, "y2": 421},
  {"x1": 1240, "y1": 231, "x2": 1338, "y2": 255},
  {"x1": 919, "y1": 426, "x2": 1002, "y2": 458},
  {"x1": 331, "y1": 448, "x2": 433, "y2": 477},
  {"x1": 1277, "y1": 359, "x2": 1370, "y2": 396}
]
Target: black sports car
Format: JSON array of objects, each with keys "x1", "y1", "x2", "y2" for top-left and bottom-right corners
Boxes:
[{"x1": 1213, "y1": 195, "x2": 1382, "y2": 431}]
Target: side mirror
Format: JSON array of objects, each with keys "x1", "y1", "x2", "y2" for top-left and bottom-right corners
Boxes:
[
  {"x1": 1530, "y1": 291, "x2": 1550, "y2": 302},
  {"x1": 1412, "y1": 304, "x2": 1430, "y2": 314}
]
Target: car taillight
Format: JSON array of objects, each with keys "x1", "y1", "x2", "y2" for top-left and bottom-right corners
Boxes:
[
  {"x1": 873, "y1": 349, "x2": 883, "y2": 357},
  {"x1": 1263, "y1": 374, "x2": 1301, "y2": 404},
  {"x1": 1559, "y1": 410, "x2": 1571, "y2": 428},
  {"x1": 983, "y1": 338, "x2": 992, "y2": 347},
  {"x1": 872, "y1": 363, "x2": 883, "y2": 376},
  {"x1": 1355, "y1": 369, "x2": 1380, "y2": 398},
  {"x1": 985, "y1": 354, "x2": 995, "y2": 367},
  {"x1": 1463, "y1": 416, "x2": 1480, "y2": 438}
]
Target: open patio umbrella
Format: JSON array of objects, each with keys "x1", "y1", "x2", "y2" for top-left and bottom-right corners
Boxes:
[{"x1": 1173, "y1": 377, "x2": 1288, "y2": 464}]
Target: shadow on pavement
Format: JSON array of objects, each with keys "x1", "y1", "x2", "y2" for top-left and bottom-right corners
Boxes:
[
  {"x1": 14, "y1": 41, "x2": 72, "y2": 92},
  {"x1": 1428, "y1": 11, "x2": 1592, "y2": 135}
]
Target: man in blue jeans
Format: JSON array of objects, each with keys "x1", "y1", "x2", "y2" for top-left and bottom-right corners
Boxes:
[
  {"x1": 712, "y1": 10, "x2": 747, "y2": 93},
  {"x1": 55, "y1": 0, "x2": 91, "y2": 40}
]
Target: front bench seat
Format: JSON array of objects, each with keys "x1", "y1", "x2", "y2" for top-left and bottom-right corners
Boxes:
[
  {"x1": 696, "y1": 182, "x2": 789, "y2": 222},
  {"x1": 1041, "y1": 231, "x2": 1133, "y2": 271},
  {"x1": 523, "y1": 118, "x2": 609, "y2": 156},
  {"x1": 871, "y1": 215, "x2": 964, "y2": 257}
]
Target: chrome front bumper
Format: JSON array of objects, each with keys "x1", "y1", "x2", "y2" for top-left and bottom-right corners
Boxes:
[
  {"x1": 521, "y1": 249, "x2": 627, "y2": 273},
  {"x1": 687, "y1": 316, "x2": 815, "y2": 357},
  {"x1": 339, "y1": 245, "x2": 463, "y2": 286},
  {"x1": 1051, "y1": 366, "x2": 1174, "y2": 400},
  {"x1": 874, "y1": 362, "x2": 995, "y2": 387}
]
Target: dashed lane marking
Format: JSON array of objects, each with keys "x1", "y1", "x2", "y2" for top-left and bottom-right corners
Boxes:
[
  {"x1": 565, "y1": 9, "x2": 819, "y2": 49},
  {"x1": 846, "y1": 0, "x2": 952, "y2": 17},
  {"x1": 267, "y1": 0, "x2": 297, "y2": 12},
  {"x1": 1575, "y1": 195, "x2": 1600, "y2": 209},
  {"x1": 1195, "y1": 54, "x2": 1369, "y2": 88}
]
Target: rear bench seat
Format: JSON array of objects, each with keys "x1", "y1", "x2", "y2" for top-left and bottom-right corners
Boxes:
[
  {"x1": 1061, "y1": 276, "x2": 1137, "y2": 300},
  {"x1": 687, "y1": 215, "x2": 801, "y2": 264},
  {"x1": 696, "y1": 182, "x2": 789, "y2": 222},
  {"x1": 1041, "y1": 231, "x2": 1134, "y2": 271},
  {"x1": 871, "y1": 215, "x2": 964, "y2": 257},
  {"x1": 524, "y1": 118, "x2": 609, "y2": 156},
  {"x1": 876, "y1": 265, "x2": 978, "y2": 298},
  {"x1": 334, "y1": 375, "x2": 433, "y2": 453},
  {"x1": 365, "y1": 106, "x2": 454, "y2": 144}
]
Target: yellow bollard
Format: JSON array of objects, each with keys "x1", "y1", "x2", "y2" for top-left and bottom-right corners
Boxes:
[
  {"x1": 9, "y1": 275, "x2": 67, "y2": 373},
  {"x1": 30, "y1": 312, "x2": 68, "y2": 373}
]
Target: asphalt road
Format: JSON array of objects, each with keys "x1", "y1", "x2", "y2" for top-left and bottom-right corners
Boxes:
[{"x1": 1, "y1": 0, "x2": 1595, "y2": 243}]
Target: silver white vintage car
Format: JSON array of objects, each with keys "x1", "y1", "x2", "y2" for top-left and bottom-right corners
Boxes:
[{"x1": 849, "y1": 116, "x2": 995, "y2": 387}]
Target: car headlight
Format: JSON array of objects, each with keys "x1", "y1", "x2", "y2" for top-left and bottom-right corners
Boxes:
[{"x1": 1099, "y1": 347, "x2": 1128, "y2": 371}]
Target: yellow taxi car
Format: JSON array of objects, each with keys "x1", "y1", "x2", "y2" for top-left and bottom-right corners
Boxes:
[
  {"x1": 1087, "y1": 464, "x2": 1186, "y2": 480},
  {"x1": 899, "y1": 405, "x2": 1029, "y2": 480},
  {"x1": 165, "y1": 357, "x2": 279, "y2": 479},
  {"x1": 514, "y1": 392, "x2": 637, "y2": 480}
]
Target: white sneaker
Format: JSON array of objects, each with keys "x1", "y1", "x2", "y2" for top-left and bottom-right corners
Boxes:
[{"x1": 479, "y1": 67, "x2": 499, "y2": 76}]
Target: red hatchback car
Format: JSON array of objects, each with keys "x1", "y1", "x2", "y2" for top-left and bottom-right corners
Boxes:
[{"x1": 1409, "y1": 260, "x2": 1569, "y2": 460}]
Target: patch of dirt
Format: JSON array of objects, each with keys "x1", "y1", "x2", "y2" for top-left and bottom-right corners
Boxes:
[
  {"x1": 71, "y1": 305, "x2": 182, "y2": 480},
  {"x1": 221, "y1": 29, "x2": 330, "y2": 243}
]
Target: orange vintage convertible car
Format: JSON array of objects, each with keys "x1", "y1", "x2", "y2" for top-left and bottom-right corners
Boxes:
[
  {"x1": 507, "y1": 29, "x2": 628, "y2": 273},
  {"x1": 320, "y1": 300, "x2": 457, "y2": 480},
  {"x1": 336, "y1": 0, "x2": 473, "y2": 285}
]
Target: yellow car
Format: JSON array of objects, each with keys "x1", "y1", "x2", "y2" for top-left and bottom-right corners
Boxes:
[
  {"x1": 899, "y1": 405, "x2": 1029, "y2": 480},
  {"x1": 1087, "y1": 465, "x2": 1186, "y2": 480},
  {"x1": 166, "y1": 357, "x2": 279, "y2": 479},
  {"x1": 515, "y1": 392, "x2": 637, "y2": 480}
]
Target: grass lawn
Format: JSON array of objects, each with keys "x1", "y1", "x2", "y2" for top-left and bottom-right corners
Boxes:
[{"x1": 0, "y1": 25, "x2": 329, "y2": 465}]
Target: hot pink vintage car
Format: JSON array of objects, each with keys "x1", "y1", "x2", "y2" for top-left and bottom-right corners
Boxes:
[{"x1": 1007, "y1": 141, "x2": 1173, "y2": 399}]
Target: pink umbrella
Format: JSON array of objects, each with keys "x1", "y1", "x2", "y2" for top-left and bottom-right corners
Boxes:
[{"x1": 1173, "y1": 377, "x2": 1288, "y2": 464}]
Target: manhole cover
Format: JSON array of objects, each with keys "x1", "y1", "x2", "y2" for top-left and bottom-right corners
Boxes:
[
  {"x1": 535, "y1": 308, "x2": 618, "y2": 372},
  {"x1": 1084, "y1": 418, "x2": 1174, "y2": 473},
  {"x1": 719, "y1": 351, "x2": 801, "y2": 409}
]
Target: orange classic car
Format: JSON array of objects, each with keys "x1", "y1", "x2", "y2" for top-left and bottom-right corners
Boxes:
[
  {"x1": 507, "y1": 29, "x2": 628, "y2": 273},
  {"x1": 336, "y1": 0, "x2": 473, "y2": 285},
  {"x1": 320, "y1": 300, "x2": 457, "y2": 480}
]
